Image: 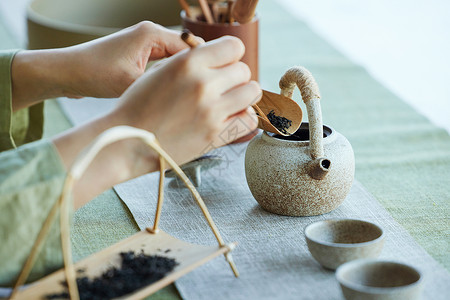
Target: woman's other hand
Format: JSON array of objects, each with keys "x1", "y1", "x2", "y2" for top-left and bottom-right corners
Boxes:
[
  {"x1": 63, "y1": 21, "x2": 198, "y2": 98},
  {"x1": 11, "y1": 21, "x2": 197, "y2": 111}
]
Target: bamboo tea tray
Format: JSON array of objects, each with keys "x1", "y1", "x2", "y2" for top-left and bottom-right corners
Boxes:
[
  {"x1": 15, "y1": 230, "x2": 235, "y2": 299},
  {"x1": 10, "y1": 126, "x2": 238, "y2": 300}
]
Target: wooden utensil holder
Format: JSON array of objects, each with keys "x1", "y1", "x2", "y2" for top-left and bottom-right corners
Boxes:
[{"x1": 181, "y1": 8, "x2": 259, "y2": 81}]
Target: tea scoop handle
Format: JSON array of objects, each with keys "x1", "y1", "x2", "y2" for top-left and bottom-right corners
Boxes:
[{"x1": 279, "y1": 66, "x2": 324, "y2": 159}]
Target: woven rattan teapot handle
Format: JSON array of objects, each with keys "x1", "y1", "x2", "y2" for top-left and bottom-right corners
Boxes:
[{"x1": 279, "y1": 66, "x2": 324, "y2": 159}]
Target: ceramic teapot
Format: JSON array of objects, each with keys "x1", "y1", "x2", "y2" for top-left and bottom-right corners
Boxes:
[{"x1": 245, "y1": 66, "x2": 354, "y2": 216}]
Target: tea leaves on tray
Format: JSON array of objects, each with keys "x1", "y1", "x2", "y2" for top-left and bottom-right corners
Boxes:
[{"x1": 46, "y1": 250, "x2": 178, "y2": 300}]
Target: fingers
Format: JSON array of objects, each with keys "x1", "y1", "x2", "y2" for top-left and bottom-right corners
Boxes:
[
  {"x1": 215, "y1": 107, "x2": 258, "y2": 145},
  {"x1": 208, "y1": 61, "x2": 251, "y2": 94},
  {"x1": 148, "y1": 57, "x2": 170, "y2": 71},
  {"x1": 193, "y1": 36, "x2": 245, "y2": 68},
  {"x1": 125, "y1": 21, "x2": 202, "y2": 60},
  {"x1": 151, "y1": 27, "x2": 204, "y2": 59},
  {"x1": 135, "y1": 23, "x2": 243, "y2": 68},
  {"x1": 219, "y1": 81, "x2": 262, "y2": 116}
]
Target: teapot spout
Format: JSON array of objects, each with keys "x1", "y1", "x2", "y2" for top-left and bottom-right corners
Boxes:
[{"x1": 308, "y1": 158, "x2": 331, "y2": 180}]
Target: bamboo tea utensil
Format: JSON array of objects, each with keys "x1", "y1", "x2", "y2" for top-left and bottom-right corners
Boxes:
[
  {"x1": 254, "y1": 90, "x2": 303, "y2": 136},
  {"x1": 181, "y1": 29, "x2": 202, "y2": 47},
  {"x1": 251, "y1": 103, "x2": 276, "y2": 133},
  {"x1": 227, "y1": 0, "x2": 235, "y2": 23},
  {"x1": 10, "y1": 126, "x2": 238, "y2": 300},
  {"x1": 207, "y1": 0, "x2": 228, "y2": 23},
  {"x1": 177, "y1": 0, "x2": 192, "y2": 18},
  {"x1": 198, "y1": 0, "x2": 214, "y2": 24},
  {"x1": 208, "y1": 0, "x2": 220, "y2": 23},
  {"x1": 232, "y1": 0, "x2": 259, "y2": 24}
]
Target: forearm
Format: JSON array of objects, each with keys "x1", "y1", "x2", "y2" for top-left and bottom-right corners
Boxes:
[
  {"x1": 52, "y1": 113, "x2": 159, "y2": 209},
  {"x1": 11, "y1": 49, "x2": 76, "y2": 112}
]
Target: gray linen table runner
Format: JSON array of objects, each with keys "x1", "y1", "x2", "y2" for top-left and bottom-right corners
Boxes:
[{"x1": 114, "y1": 142, "x2": 450, "y2": 300}]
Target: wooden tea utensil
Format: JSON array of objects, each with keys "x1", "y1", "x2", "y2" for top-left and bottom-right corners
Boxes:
[
  {"x1": 198, "y1": 0, "x2": 214, "y2": 24},
  {"x1": 207, "y1": 0, "x2": 225, "y2": 23},
  {"x1": 226, "y1": 0, "x2": 235, "y2": 23},
  {"x1": 181, "y1": 29, "x2": 202, "y2": 47},
  {"x1": 254, "y1": 90, "x2": 303, "y2": 136},
  {"x1": 232, "y1": 0, "x2": 259, "y2": 24},
  {"x1": 177, "y1": 0, "x2": 192, "y2": 18},
  {"x1": 10, "y1": 126, "x2": 238, "y2": 300}
]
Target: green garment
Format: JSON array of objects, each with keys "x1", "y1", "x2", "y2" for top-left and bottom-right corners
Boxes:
[
  {"x1": 0, "y1": 50, "x2": 44, "y2": 152},
  {"x1": 0, "y1": 50, "x2": 68, "y2": 286}
]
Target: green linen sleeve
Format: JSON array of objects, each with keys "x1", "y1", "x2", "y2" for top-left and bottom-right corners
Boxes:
[
  {"x1": 0, "y1": 50, "x2": 68, "y2": 287},
  {"x1": 0, "y1": 49, "x2": 17, "y2": 150},
  {"x1": 0, "y1": 139, "x2": 69, "y2": 286},
  {"x1": 0, "y1": 50, "x2": 44, "y2": 152}
]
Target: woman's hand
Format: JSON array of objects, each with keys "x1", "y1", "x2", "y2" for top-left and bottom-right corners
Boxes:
[
  {"x1": 62, "y1": 21, "x2": 197, "y2": 99},
  {"x1": 52, "y1": 35, "x2": 261, "y2": 208},
  {"x1": 11, "y1": 21, "x2": 195, "y2": 111},
  {"x1": 113, "y1": 35, "x2": 261, "y2": 164}
]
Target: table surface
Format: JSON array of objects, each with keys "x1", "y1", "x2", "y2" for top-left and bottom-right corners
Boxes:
[{"x1": 1, "y1": 1, "x2": 449, "y2": 299}]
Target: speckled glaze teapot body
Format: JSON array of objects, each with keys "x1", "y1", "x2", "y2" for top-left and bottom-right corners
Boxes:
[{"x1": 245, "y1": 67, "x2": 355, "y2": 216}]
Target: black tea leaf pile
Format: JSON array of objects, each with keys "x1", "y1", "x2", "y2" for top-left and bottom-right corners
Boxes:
[
  {"x1": 267, "y1": 110, "x2": 292, "y2": 134},
  {"x1": 46, "y1": 250, "x2": 178, "y2": 300}
]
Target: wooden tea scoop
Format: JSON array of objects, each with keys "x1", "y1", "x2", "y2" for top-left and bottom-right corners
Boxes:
[
  {"x1": 207, "y1": 0, "x2": 225, "y2": 23},
  {"x1": 251, "y1": 103, "x2": 284, "y2": 135},
  {"x1": 177, "y1": 0, "x2": 192, "y2": 18},
  {"x1": 232, "y1": 0, "x2": 259, "y2": 24},
  {"x1": 254, "y1": 90, "x2": 303, "y2": 136},
  {"x1": 181, "y1": 29, "x2": 202, "y2": 47},
  {"x1": 198, "y1": 0, "x2": 214, "y2": 24},
  {"x1": 181, "y1": 31, "x2": 302, "y2": 136}
]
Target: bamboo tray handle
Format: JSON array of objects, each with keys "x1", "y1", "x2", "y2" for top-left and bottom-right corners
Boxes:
[{"x1": 10, "y1": 126, "x2": 238, "y2": 300}]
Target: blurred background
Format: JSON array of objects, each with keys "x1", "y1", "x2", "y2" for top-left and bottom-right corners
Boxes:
[
  {"x1": 1, "y1": 0, "x2": 449, "y2": 133},
  {"x1": 278, "y1": 0, "x2": 450, "y2": 134}
]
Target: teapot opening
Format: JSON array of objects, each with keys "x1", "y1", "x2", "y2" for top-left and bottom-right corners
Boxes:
[
  {"x1": 321, "y1": 159, "x2": 331, "y2": 169},
  {"x1": 270, "y1": 123, "x2": 332, "y2": 141}
]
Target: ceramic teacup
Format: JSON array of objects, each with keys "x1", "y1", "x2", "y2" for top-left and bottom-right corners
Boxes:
[
  {"x1": 336, "y1": 259, "x2": 424, "y2": 300},
  {"x1": 304, "y1": 219, "x2": 385, "y2": 270}
]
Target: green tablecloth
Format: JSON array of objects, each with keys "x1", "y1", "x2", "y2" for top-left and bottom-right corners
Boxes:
[{"x1": 1, "y1": 1, "x2": 448, "y2": 299}]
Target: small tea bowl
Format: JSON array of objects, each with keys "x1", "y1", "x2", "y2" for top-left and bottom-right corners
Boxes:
[
  {"x1": 336, "y1": 259, "x2": 424, "y2": 300},
  {"x1": 304, "y1": 219, "x2": 385, "y2": 270}
]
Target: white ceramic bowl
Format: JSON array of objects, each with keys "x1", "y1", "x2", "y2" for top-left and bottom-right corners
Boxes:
[
  {"x1": 27, "y1": 0, "x2": 182, "y2": 49},
  {"x1": 304, "y1": 219, "x2": 385, "y2": 270},
  {"x1": 336, "y1": 259, "x2": 424, "y2": 300}
]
